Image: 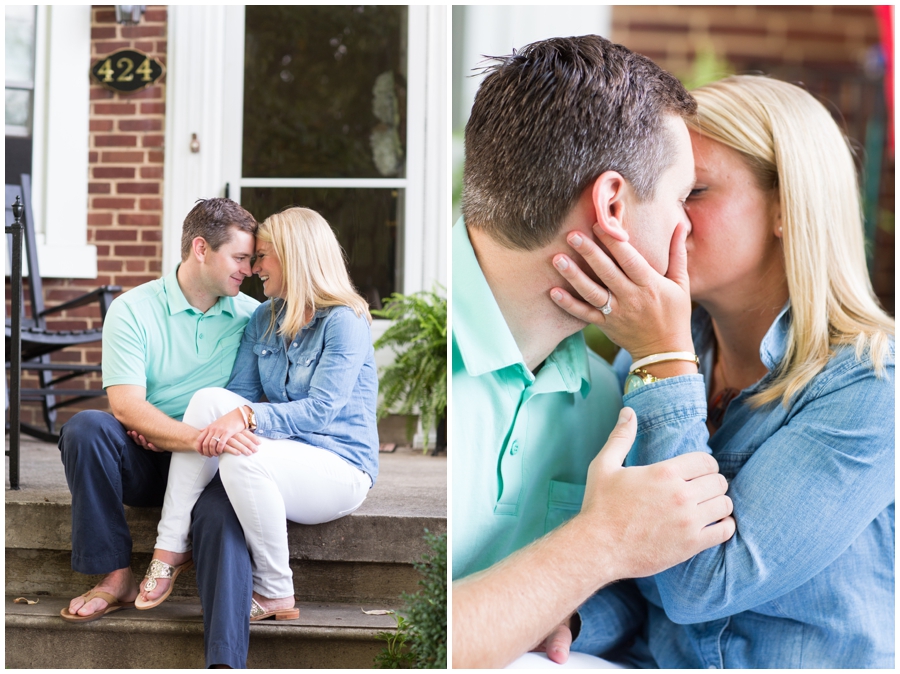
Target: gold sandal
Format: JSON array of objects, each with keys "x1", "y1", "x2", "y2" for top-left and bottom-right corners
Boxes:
[
  {"x1": 249, "y1": 597, "x2": 299, "y2": 621},
  {"x1": 134, "y1": 558, "x2": 193, "y2": 610}
]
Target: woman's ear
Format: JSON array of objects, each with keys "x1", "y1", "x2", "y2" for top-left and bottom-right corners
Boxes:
[{"x1": 591, "y1": 171, "x2": 629, "y2": 242}]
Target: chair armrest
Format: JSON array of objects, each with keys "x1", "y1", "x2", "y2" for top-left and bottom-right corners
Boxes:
[{"x1": 40, "y1": 285, "x2": 123, "y2": 320}]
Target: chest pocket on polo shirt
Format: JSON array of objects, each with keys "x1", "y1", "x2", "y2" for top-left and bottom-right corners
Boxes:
[
  {"x1": 545, "y1": 480, "x2": 586, "y2": 534},
  {"x1": 252, "y1": 342, "x2": 282, "y2": 383},
  {"x1": 287, "y1": 346, "x2": 321, "y2": 397},
  {"x1": 218, "y1": 335, "x2": 244, "y2": 376}
]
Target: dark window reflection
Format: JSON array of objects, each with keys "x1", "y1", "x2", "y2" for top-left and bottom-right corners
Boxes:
[
  {"x1": 243, "y1": 6, "x2": 408, "y2": 179},
  {"x1": 239, "y1": 188, "x2": 400, "y2": 311}
]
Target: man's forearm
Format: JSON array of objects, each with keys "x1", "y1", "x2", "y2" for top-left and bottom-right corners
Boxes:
[
  {"x1": 108, "y1": 387, "x2": 199, "y2": 452},
  {"x1": 452, "y1": 514, "x2": 614, "y2": 669}
]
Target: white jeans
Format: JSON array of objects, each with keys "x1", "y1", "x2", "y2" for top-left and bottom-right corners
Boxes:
[{"x1": 155, "y1": 387, "x2": 371, "y2": 598}]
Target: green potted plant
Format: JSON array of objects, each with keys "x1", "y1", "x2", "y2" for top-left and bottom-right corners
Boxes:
[{"x1": 372, "y1": 288, "x2": 447, "y2": 453}]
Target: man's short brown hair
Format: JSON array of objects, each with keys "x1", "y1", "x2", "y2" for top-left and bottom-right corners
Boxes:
[
  {"x1": 462, "y1": 35, "x2": 696, "y2": 250},
  {"x1": 180, "y1": 198, "x2": 258, "y2": 260}
]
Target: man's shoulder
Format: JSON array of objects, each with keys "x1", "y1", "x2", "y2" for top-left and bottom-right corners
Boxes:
[
  {"x1": 108, "y1": 277, "x2": 166, "y2": 315},
  {"x1": 232, "y1": 291, "x2": 261, "y2": 318}
]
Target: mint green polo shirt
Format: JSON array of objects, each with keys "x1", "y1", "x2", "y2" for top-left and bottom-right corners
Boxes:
[
  {"x1": 102, "y1": 266, "x2": 259, "y2": 421},
  {"x1": 451, "y1": 220, "x2": 623, "y2": 580}
]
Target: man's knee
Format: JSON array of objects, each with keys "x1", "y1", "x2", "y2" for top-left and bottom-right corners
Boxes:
[
  {"x1": 192, "y1": 476, "x2": 243, "y2": 539},
  {"x1": 58, "y1": 410, "x2": 123, "y2": 459}
]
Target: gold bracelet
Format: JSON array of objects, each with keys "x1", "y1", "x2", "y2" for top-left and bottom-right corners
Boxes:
[
  {"x1": 629, "y1": 351, "x2": 699, "y2": 373},
  {"x1": 238, "y1": 406, "x2": 249, "y2": 429}
]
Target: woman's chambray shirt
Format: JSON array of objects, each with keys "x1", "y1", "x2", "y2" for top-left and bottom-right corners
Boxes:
[
  {"x1": 226, "y1": 302, "x2": 379, "y2": 484},
  {"x1": 573, "y1": 303, "x2": 894, "y2": 668}
]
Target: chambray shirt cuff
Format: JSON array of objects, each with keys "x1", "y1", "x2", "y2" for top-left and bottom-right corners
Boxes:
[
  {"x1": 623, "y1": 374, "x2": 706, "y2": 436},
  {"x1": 247, "y1": 402, "x2": 280, "y2": 438}
]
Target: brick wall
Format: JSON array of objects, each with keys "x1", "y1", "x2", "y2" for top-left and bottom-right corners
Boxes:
[
  {"x1": 611, "y1": 5, "x2": 894, "y2": 315},
  {"x1": 15, "y1": 5, "x2": 168, "y2": 430}
]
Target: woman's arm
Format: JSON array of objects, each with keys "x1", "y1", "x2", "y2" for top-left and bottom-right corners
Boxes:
[
  {"x1": 625, "y1": 356, "x2": 895, "y2": 623},
  {"x1": 251, "y1": 308, "x2": 372, "y2": 437},
  {"x1": 225, "y1": 312, "x2": 264, "y2": 401}
]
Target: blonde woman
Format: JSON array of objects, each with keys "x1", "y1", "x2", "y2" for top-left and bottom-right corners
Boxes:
[
  {"x1": 133, "y1": 207, "x2": 378, "y2": 621},
  {"x1": 550, "y1": 76, "x2": 894, "y2": 666}
]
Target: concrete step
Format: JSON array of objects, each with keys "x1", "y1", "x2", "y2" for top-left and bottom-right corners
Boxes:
[
  {"x1": 7, "y1": 438, "x2": 446, "y2": 603},
  {"x1": 6, "y1": 595, "x2": 400, "y2": 668}
]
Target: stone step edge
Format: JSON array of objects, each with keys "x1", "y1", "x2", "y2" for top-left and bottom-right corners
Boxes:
[
  {"x1": 6, "y1": 596, "x2": 401, "y2": 641},
  {"x1": 6, "y1": 502, "x2": 446, "y2": 564}
]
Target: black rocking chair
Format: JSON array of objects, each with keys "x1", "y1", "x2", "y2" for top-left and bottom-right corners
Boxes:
[{"x1": 5, "y1": 174, "x2": 122, "y2": 443}]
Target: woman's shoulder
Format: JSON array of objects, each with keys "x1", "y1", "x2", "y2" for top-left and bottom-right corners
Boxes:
[{"x1": 805, "y1": 336, "x2": 894, "y2": 400}]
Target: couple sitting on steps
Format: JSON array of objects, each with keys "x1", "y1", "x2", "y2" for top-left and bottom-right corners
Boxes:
[{"x1": 58, "y1": 200, "x2": 379, "y2": 670}]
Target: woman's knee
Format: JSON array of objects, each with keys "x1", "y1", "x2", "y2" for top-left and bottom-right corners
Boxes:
[{"x1": 183, "y1": 387, "x2": 241, "y2": 427}]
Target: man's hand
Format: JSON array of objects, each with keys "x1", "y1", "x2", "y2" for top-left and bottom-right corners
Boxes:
[
  {"x1": 582, "y1": 407, "x2": 735, "y2": 581},
  {"x1": 452, "y1": 407, "x2": 734, "y2": 669},
  {"x1": 128, "y1": 430, "x2": 162, "y2": 452}
]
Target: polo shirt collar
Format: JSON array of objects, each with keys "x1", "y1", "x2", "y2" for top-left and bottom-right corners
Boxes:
[
  {"x1": 164, "y1": 264, "x2": 237, "y2": 317},
  {"x1": 452, "y1": 219, "x2": 591, "y2": 397}
]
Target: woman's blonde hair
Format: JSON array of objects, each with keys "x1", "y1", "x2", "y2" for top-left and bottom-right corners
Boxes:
[
  {"x1": 687, "y1": 75, "x2": 894, "y2": 407},
  {"x1": 257, "y1": 207, "x2": 371, "y2": 339}
]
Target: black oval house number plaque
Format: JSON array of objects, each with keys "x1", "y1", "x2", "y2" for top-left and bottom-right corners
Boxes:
[{"x1": 91, "y1": 49, "x2": 165, "y2": 93}]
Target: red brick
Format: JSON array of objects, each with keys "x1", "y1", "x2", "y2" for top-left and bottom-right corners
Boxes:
[
  {"x1": 89, "y1": 151, "x2": 99, "y2": 163},
  {"x1": 95, "y1": 229, "x2": 139, "y2": 241},
  {"x1": 142, "y1": 135, "x2": 165, "y2": 148},
  {"x1": 148, "y1": 151, "x2": 165, "y2": 163},
  {"x1": 88, "y1": 182, "x2": 111, "y2": 194},
  {"x1": 101, "y1": 151, "x2": 145, "y2": 163},
  {"x1": 90, "y1": 119, "x2": 114, "y2": 132},
  {"x1": 94, "y1": 40, "x2": 131, "y2": 53},
  {"x1": 95, "y1": 245, "x2": 111, "y2": 256},
  {"x1": 118, "y1": 213, "x2": 159, "y2": 227},
  {"x1": 149, "y1": 260, "x2": 162, "y2": 272},
  {"x1": 140, "y1": 197, "x2": 163, "y2": 210},
  {"x1": 87, "y1": 212, "x2": 114, "y2": 226},
  {"x1": 93, "y1": 197, "x2": 135, "y2": 209},
  {"x1": 90, "y1": 87, "x2": 114, "y2": 101},
  {"x1": 145, "y1": 9, "x2": 168, "y2": 22},
  {"x1": 119, "y1": 118, "x2": 163, "y2": 132},
  {"x1": 91, "y1": 26, "x2": 117, "y2": 40},
  {"x1": 140, "y1": 167, "x2": 164, "y2": 180},
  {"x1": 98, "y1": 259, "x2": 124, "y2": 272},
  {"x1": 157, "y1": 41, "x2": 167, "y2": 53},
  {"x1": 94, "y1": 103, "x2": 136, "y2": 115},
  {"x1": 122, "y1": 25, "x2": 166, "y2": 38},
  {"x1": 118, "y1": 182, "x2": 159, "y2": 195},
  {"x1": 44, "y1": 320, "x2": 89, "y2": 331},
  {"x1": 131, "y1": 86, "x2": 163, "y2": 100},
  {"x1": 95, "y1": 135, "x2": 138, "y2": 147},
  {"x1": 126, "y1": 259, "x2": 148, "y2": 272},
  {"x1": 114, "y1": 245, "x2": 158, "y2": 257},
  {"x1": 140, "y1": 102, "x2": 166, "y2": 115},
  {"x1": 94, "y1": 167, "x2": 135, "y2": 179},
  {"x1": 134, "y1": 41, "x2": 155, "y2": 53},
  {"x1": 141, "y1": 230, "x2": 163, "y2": 242},
  {"x1": 47, "y1": 289, "x2": 91, "y2": 303},
  {"x1": 94, "y1": 8, "x2": 117, "y2": 23},
  {"x1": 115, "y1": 274, "x2": 157, "y2": 287},
  {"x1": 71, "y1": 277, "x2": 113, "y2": 287}
]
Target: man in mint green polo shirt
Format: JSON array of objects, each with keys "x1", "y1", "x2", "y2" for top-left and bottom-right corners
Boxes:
[
  {"x1": 58, "y1": 198, "x2": 262, "y2": 668},
  {"x1": 452, "y1": 36, "x2": 735, "y2": 668}
]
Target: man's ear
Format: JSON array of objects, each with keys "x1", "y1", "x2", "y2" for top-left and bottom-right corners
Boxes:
[
  {"x1": 191, "y1": 236, "x2": 209, "y2": 261},
  {"x1": 591, "y1": 171, "x2": 629, "y2": 242}
]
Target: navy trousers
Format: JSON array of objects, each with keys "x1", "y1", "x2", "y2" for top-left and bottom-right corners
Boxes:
[{"x1": 59, "y1": 410, "x2": 252, "y2": 669}]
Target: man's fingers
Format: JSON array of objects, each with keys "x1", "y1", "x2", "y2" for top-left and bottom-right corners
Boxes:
[
  {"x1": 696, "y1": 515, "x2": 737, "y2": 550},
  {"x1": 595, "y1": 407, "x2": 637, "y2": 470},
  {"x1": 685, "y1": 471, "x2": 729, "y2": 505},
  {"x1": 696, "y1": 494, "x2": 734, "y2": 526},
  {"x1": 661, "y1": 451, "x2": 720, "y2": 481}
]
